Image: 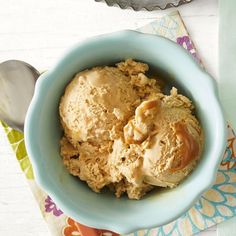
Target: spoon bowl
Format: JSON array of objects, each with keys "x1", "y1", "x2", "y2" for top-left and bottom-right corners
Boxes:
[{"x1": 0, "y1": 60, "x2": 39, "y2": 132}]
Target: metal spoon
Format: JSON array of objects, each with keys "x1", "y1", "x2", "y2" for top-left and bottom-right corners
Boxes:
[{"x1": 0, "y1": 60, "x2": 40, "y2": 132}]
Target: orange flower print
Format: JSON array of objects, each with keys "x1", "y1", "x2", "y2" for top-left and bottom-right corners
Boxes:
[
  {"x1": 63, "y1": 218, "x2": 81, "y2": 236},
  {"x1": 63, "y1": 217, "x2": 119, "y2": 236}
]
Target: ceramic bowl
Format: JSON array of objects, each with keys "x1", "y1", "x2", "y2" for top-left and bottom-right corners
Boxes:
[{"x1": 25, "y1": 30, "x2": 226, "y2": 234}]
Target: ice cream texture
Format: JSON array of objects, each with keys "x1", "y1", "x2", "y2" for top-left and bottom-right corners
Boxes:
[{"x1": 59, "y1": 59, "x2": 203, "y2": 199}]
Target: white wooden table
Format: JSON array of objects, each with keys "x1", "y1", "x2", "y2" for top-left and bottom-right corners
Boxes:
[{"x1": 0, "y1": 0, "x2": 234, "y2": 235}]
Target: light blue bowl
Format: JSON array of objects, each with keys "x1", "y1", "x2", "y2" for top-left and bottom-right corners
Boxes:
[{"x1": 25, "y1": 30, "x2": 227, "y2": 234}]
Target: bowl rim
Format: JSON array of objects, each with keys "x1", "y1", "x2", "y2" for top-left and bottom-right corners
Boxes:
[{"x1": 25, "y1": 30, "x2": 227, "y2": 234}]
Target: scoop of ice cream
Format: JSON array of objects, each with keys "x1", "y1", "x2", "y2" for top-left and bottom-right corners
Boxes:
[
  {"x1": 59, "y1": 59, "x2": 203, "y2": 200},
  {"x1": 60, "y1": 59, "x2": 163, "y2": 199},
  {"x1": 142, "y1": 121, "x2": 201, "y2": 186},
  {"x1": 59, "y1": 66, "x2": 139, "y2": 147},
  {"x1": 126, "y1": 88, "x2": 203, "y2": 188}
]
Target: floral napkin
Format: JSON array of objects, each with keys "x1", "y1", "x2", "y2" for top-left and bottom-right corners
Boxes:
[{"x1": 1, "y1": 11, "x2": 236, "y2": 236}]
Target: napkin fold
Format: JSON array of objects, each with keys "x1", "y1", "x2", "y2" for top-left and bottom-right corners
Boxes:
[
  {"x1": 216, "y1": 1, "x2": 236, "y2": 234},
  {"x1": 219, "y1": 0, "x2": 236, "y2": 130},
  {"x1": 1, "y1": 11, "x2": 236, "y2": 236}
]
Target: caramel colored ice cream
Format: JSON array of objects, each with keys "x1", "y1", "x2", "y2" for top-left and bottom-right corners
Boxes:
[
  {"x1": 59, "y1": 59, "x2": 203, "y2": 199},
  {"x1": 60, "y1": 67, "x2": 138, "y2": 147},
  {"x1": 125, "y1": 88, "x2": 203, "y2": 188}
]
